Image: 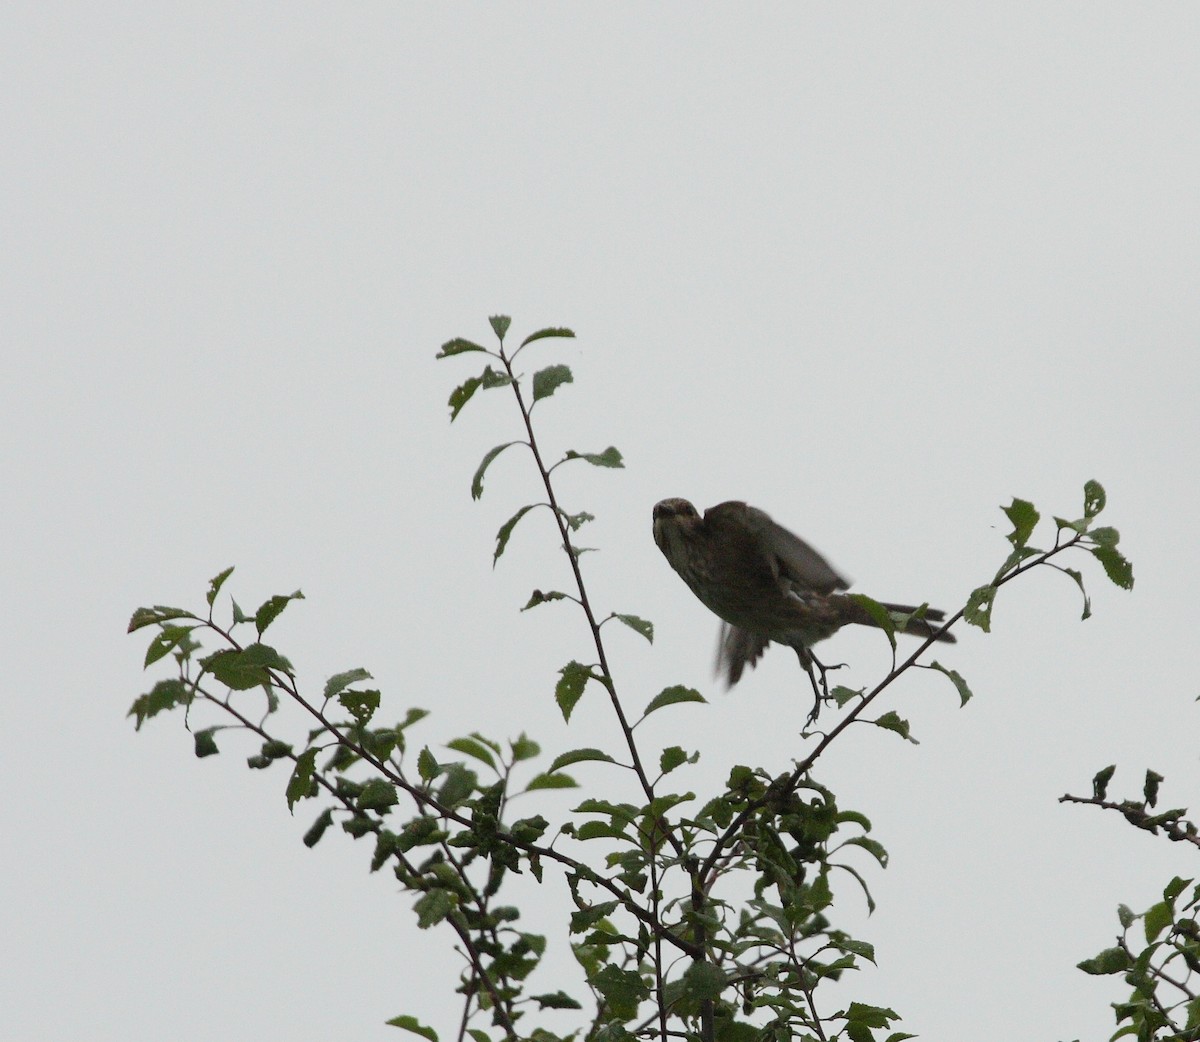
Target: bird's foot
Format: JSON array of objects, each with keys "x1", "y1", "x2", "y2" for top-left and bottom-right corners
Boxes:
[{"x1": 801, "y1": 652, "x2": 845, "y2": 725}]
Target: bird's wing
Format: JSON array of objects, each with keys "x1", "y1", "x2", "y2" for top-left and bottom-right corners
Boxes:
[{"x1": 740, "y1": 504, "x2": 849, "y2": 593}]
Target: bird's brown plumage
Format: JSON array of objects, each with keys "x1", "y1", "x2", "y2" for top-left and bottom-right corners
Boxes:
[{"x1": 652, "y1": 498, "x2": 955, "y2": 691}]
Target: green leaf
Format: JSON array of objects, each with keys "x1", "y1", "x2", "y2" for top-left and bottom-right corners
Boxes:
[
  {"x1": 127, "y1": 678, "x2": 192, "y2": 729},
  {"x1": 532, "y1": 364, "x2": 574, "y2": 403},
  {"x1": 323, "y1": 668, "x2": 373, "y2": 700},
  {"x1": 447, "y1": 375, "x2": 481, "y2": 421},
  {"x1": 873, "y1": 711, "x2": 918, "y2": 744},
  {"x1": 643, "y1": 685, "x2": 706, "y2": 718},
  {"x1": 1090, "y1": 526, "x2": 1121, "y2": 548},
  {"x1": 555, "y1": 661, "x2": 593, "y2": 722},
  {"x1": 358, "y1": 778, "x2": 400, "y2": 813},
  {"x1": 488, "y1": 315, "x2": 511, "y2": 341},
  {"x1": 1003, "y1": 498, "x2": 1040, "y2": 549},
  {"x1": 1093, "y1": 764, "x2": 1116, "y2": 800},
  {"x1": 194, "y1": 729, "x2": 219, "y2": 758},
  {"x1": 1084, "y1": 480, "x2": 1106, "y2": 518},
  {"x1": 436, "y1": 338, "x2": 487, "y2": 358},
  {"x1": 993, "y1": 544, "x2": 1040, "y2": 582},
  {"x1": 386, "y1": 1015, "x2": 439, "y2": 1040},
  {"x1": 202, "y1": 643, "x2": 293, "y2": 691},
  {"x1": 1077, "y1": 946, "x2": 1132, "y2": 975},
  {"x1": 509, "y1": 733, "x2": 540, "y2": 762},
  {"x1": 126, "y1": 605, "x2": 197, "y2": 634},
  {"x1": 591, "y1": 964, "x2": 650, "y2": 1020},
  {"x1": 830, "y1": 685, "x2": 861, "y2": 708},
  {"x1": 437, "y1": 764, "x2": 476, "y2": 807},
  {"x1": 338, "y1": 688, "x2": 380, "y2": 725},
  {"x1": 469, "y1": 442, "x2": 518, "y2": 500},
  {"x1": 287, "y1": 749, "x2": 318, "y2": 811},
  {"x1": 522, "y1": 589, "x2": 569, "y2": 611},
  {"x1": 682, "y1": 960, "x2": 726, "y2": 1001},
  {"x1": 417, "y1": 747, "x2": 438, "y2": 782},
  {"x1": 613, "y1": 613, "x2": 654, "y2": 643},
  {"x1": 1144, "y1": 770, "x2": 1164, "y2": 808},
  {"x1": 1145, "y1": 901, "x2": 1173, "y2": 942},
  {"x1": 447, "y1": 737, "x2": 498, "y2": 771},
  {"x1": 495, "y1": 504, "x2": 537, "y2": 564},
  {"x1": 660, "y1": 746, "x2": 690, "y2": 775},
  {"x1": 479, "y1": 365, "x2": 512, "y2": 390},
  {"x1": 521, "y1": 327, "x2": 576, "y2": 348},
  {"x1": 927, "y1": 661, "x2": 972, "y2": 706},
  {"x1": 563, "y1": 510, "x2": 594, "y2": 531},
  {"x1": 206, "y1": 567, "x2": 235, "y2": 607},
  {"x1": 255, "y1": 590, "x2": 304, "y2": 637},
  {"x1": 143, "y1": 624, "x2": 198, "y2": 667},
  {"x1": 563, "y1": 446, "x2": 624, "y2": 468},
  {"x1": 548, "y1": 748, "x2": 616, "y2": 773},
  {"x1": 414, "y1": 889, "x2": 457, "y2": 929},
  {"x1": 1060, "y1": 566, "x2": 1092, "y2": 620},
  {"x1": 530, "y1": 990, "x2": 583, "y2": 1010},
  {"x1": 524, "y1": 772, "x2": 578, "y2": 792},
  {"x1": 302, "y1": 808, "x2": 334, "y2": 848},
  {"x1": 848, "y1": 594, "x2": 895, "y2": 648},
  {"x1": 1091, "y1": 545, "x2": 1134, "y2": 590},
  {"x1": 964, "y1": 585, "x2": 996, "y2": 632}
]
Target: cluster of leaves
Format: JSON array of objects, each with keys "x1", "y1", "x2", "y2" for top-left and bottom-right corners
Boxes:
[
  {"x1": 1064, "y1": 770, "x2": 1200, "y2": 1041},
  {"x1": 128, "y1": 315, "x2": 1139, "y2": 1042}
]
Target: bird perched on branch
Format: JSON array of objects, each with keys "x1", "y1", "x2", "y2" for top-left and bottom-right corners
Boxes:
[{"x1": 652, "y1": 498, "x2": 956, "y2": 721}]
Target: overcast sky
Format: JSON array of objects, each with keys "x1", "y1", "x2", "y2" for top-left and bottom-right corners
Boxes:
[{"x1": 4, "y1": 6, "x2": 1199, "y2": 1041}]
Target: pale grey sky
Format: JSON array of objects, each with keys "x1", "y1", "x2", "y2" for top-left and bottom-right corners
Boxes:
[{"x1": 3, "y1": 6, "x2": 1199, "y2": 1041}]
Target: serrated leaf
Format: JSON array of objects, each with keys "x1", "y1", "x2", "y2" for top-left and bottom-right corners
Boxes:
[
  {"x1": 1077, "y1": 946, "x2": 1132, "y2": 975},
  {"x1": 848, "y1": 594, "x2": 895, "y2": 648},
  {"x1": 143, "y1": 624, "x2": 197, "y2": 667},
  {"x1": 1090, "y1": 526, "x2": 1121, "y2": 548},
  {"x1": 202, "y1": 644, "x2": 293, "y2": 691},
  {"x1": 993, "y1": 544, "x2": 1041, "y2": 582},
  {"x1": 548, "y1": 748, "x2": 616, "y2": 773},
  {"x1": 1093, "y1": 764, "x2": 1116, "y2": 800},
  {"x1": 358, "y1": 778, "x2": 399, "y2": 813},
  {"x1": 643, "y1": 685, "x2": 706, "y2": 717},
  {"x1": 447, "y1": 376, "x2": 481, "y2": 421},
  {"x1": 436, "y1": 338, "x2": 487, "y2": 359},
  {"x1": 1145, "y1": 900, "x2": 1173, "y2": 942},
  {"x1": 530, "y1": 990, "x2": 583, "y2": 1010},
  {"x1": 591, "y1": 964, "x2": 650, "y2": 1020},
  {"x1": 495, "y1": 504, "x2": 537, "y2": 564},
  {"x1": 521, "y1": 327, "x2": 576, "y2": 348},
  {"x1": 1061, "y1": 566, "x2": 1092, "y2": 620},
  {"x1": 613, "y1": 613, "x2": 654, "y2": 643},
  {"x1": 525, "y1": 772, "x2": 579, "y2": 791},
  {"x1": 286, "y1": 748, "x2": 318, "y2": 811},
  {"x1": 126, "y1": 605, "x2": 197, "y2": 634},
  {"x1": 563, "y1": 510, "x2": 594, "y2": 531},
  {"x1": 510, "y1": 733, "x2": 540, "y2": 761},
  {"x1": 303, "y1": 808, "x2": 334, "y2": 848},
  {"x1": 873, "y1": 711, "x2": 918, "y2": 744},
  {"x1": 563, "y1": 446, "x2": 624, "y2": 468},
  {"x1": 446, "y1": 737, "x2": 498, "y2": 771},
  {"x1": 194, "y1": 729, "x2": 219, "y2": 758},
  {"x1": 472, "y1": 441, "x2": 519, "y2": 500},
  {"x1": 488, "y1": 315, "x2": 511, "y2": 340},
  {"x1": 1003, "y1": 497, "x2": 1040, "y2": 549},
  {"x1": 127, "y1": 678, "x2": 192, "y2": 728},
  {"x1": 1144, "y1": 770, "x2": 1164, "y2": 808},
  {"x1": 387, "y1": 1015, "x2": 439, "y2": 1040},
  {"x1": 927, "y1": 661, "x2": 972, "y2": 706},
  {"x1": 479, "y1": 364, "x2": 512, "y2": 389},
  {"x1": 532, "y1": 364, "x2": 573, "y2": 403},
  {"x1": 964, "y1": 585, "x2": 996, "y2": 632},
  {"x1": 437, "y1": 764, "x2": 476, "y2": 807},
  {"x1": 324, "y1": 668, "x2": 373, "y2": 700},
  {"x1": 555, "y1": 661, "x2": 593, "y2": 722},
  {"x1": 660, "y1": 746, "x2": 689, "y2": 775},
  {"x1": 1084, "y1": 480, "x2": 1106, "y2": 518},
  {"x1": 1091, "y1": 545, "x2": 1134, "y2": 590},
  {"x1": 682, "y1": 960, "x2": 726, "y2": 1001},
  {"x1": 206, "y1": 567, "x2": 235, "y2": 607},
  {"x1": 522, "y1": 589, "x2": 569, "y2": 610},
  {"x1": 255, "y1": 590, "x2": 304, "y2": 637},
  {"x1": 338, "y1": 688, "x2": 380, "y2": 725},
  {"x1": 417, "y1": 747, "x2": 438, "y2": 782},
  {"x1": 830, "y1": 685, "x2": 861, "y2": 708}
]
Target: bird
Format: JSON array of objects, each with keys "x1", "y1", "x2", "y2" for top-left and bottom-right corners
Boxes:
[{"x1": 652, "y1": 498, "x2": 956, "y2": 720}]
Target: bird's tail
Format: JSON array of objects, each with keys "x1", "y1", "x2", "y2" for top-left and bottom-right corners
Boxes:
[{"x1": 873, "y1": 601, "x2": 957, "y2": 643}]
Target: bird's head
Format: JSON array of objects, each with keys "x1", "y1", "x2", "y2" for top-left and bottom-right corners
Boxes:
[{"x1": 652, "y1": 498, "x2": 702, "y2": 564}]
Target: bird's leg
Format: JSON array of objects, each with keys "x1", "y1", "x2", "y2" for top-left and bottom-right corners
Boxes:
[{"x1": 796, "y1": 646, "x2": 845, "y2": 724}]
